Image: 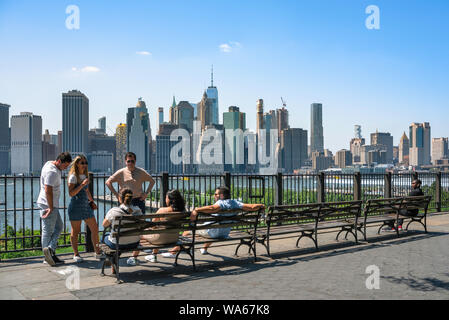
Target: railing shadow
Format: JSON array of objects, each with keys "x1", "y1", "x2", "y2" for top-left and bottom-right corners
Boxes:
[
  {"x1": 382, "y1": 274, "x2": 449, "y2": 292},
  {"x1": 92, "y1": 229, "x2": 449, "y2": 286}
]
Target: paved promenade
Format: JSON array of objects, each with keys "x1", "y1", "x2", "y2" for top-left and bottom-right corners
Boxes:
[{"x1": 1, "y1": 214, "x2": 449, "y2": 300}]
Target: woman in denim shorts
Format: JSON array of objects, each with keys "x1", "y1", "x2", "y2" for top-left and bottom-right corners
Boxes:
[{"x1": 67, "y1": 155, "x2": 101, "y2": 262}]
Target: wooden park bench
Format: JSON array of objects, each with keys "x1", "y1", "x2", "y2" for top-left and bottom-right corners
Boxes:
[
  {"x1": 361, "y1": 195, "x2": 432, "y2": 240},
  {"x1": 99, "y1": 209, "x2": 263, "y2": 283},
  {"x1": 99, "y1": 212, "x2": 192, "y2": 283},
  {"x1": 259, "y1": 201, "x2": 362, "y2": 257},
  {"x1": 183, "y1": 208, "x2": 263, "y2": 263}
]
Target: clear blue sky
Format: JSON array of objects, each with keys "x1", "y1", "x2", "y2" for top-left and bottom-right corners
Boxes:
[{"x1": 0, "y1": 0, "x2": 448, "y2": 152}]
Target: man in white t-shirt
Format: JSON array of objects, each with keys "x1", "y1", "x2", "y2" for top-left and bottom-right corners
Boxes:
[{"x1": 37, "y1": 152, "x2": 72, "y2": 266}]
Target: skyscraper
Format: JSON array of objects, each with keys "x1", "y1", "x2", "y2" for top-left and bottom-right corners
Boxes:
[
  {"x1": 432, "y1": 137, "x2": 448, "y2": 164},
  {"x1": 158, "y1": 107, "x2": 164, "y2": 127},
  {"x1": 263, "y1": 110, "x2": 277, "y2": 134},
  {"x1": 42, "y1": 129, "x2": 56, "y2": 165},
  {"x1": 11, "y1": 112, "x2": 42, "y2": 174},
  {"x1": 280, "y1": 128, "x2": 308, "y2": 173},
  {"x1": 206, "y1": 66, "x2": 219, "y2": 125},
  {"x1": 310, "y1": 103, "x2": 324, "y2": 153},
  {"x1": 312, "y1": 151, "x2": 333, "y2": 172},
  {"x1": 0, "y1": 103, "x2": 10, "y2": 174},
  {"x1": 156, "y1": 123, "x2": 185, "y2": 174},
  {"x1": 370, "y1": 131, "x2": 394, "y2": 164},
  {"x1": 350, "y1": 137, "x2": 365, "y2": 164},
  {"x1": 169, "y1": 96, "x2": 176, "y2": 123},
  {"x1": 197, "y1": 92, "x2": 213, "y2": 131},
  {"x1": 335, "y1": 150, "x2": 353, "y2": 168},
  {"x1": 256, "y1": 99, "x2": 264, "y2": 134},
  {"x1": 354, "y1": 125, "x2": 362, "y2": 139},
  {"x1": 174, "y1": 101, "x2": 194, "y2": 132},
  {"x1": 127, "y1": 98, "x2": 152, "y2": 170},
  {"x1": 62, "y1": 90, "x2": 89, "y2": 156},
  {"x1": 115, "y1": 123, "x2": 127, "y2": 170},
  {"x1": 88, "y1": 129, "x2": 116, "y2": 172},
  {"x1": 223, "y1": 106, "x2": 246, "y2": 172},
  {"x1": 409, "y1": 122, "x2": 431, "y2": 166},
  {"x1": 399, "y1": 132, "x2": 409, "y2": 165},
  {"x1": 276, "y1": 107, "x2": 289, "y2": 137},
  {"x1": 98, "y1": 116, "x2": 106, "y2": 134}
]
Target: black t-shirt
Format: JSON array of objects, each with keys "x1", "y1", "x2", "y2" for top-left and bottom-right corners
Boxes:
[
  {"x1": 407, "y1": 187, "x2": 424, "y2": 215},
  {"x1": 409, "y1": 188, "x2": 424, "y2": 197}
]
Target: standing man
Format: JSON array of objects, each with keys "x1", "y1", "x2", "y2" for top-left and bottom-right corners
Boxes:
[
  {"x1": 106, "y1": 152, "x2": 155, "y2": 214},
  {"x1": 37, "y1": 152, "x2": 72, "y2": 266}
]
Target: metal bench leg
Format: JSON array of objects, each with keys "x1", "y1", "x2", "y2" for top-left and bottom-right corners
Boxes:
[
  {"x1": 191, "y1": 246, "x2": 196, "y2": 272},
  {"x1": 100, "y1": 259, "x2": 106, "y2": 276},
  {"x1": 112, "y1": 254, "x2": 121, "y2": 284},
  {"x1": 335, "y1": 229, "x2": 345, "y2": 241},
  {"x1": 255, "y1": 235, "x2": 269, "y2": 257},
  {"x1": 234, "y1": 239, "x2": 252, "y2": 257},
  {"x1": 377, "y1": 222, "x2": 390, "y2": 234},
  {"x1": 253, "y1": 237, "x2": 257, "y2": 263},
  {"x1": 405, "y1": 218, "x2": 426, "y2": 233},
  {"x1": 296, "y1": 231, "x2": 318, "y2": 251}
]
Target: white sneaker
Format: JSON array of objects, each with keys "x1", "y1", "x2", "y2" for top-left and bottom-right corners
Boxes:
[
  {"x1": 145, "y1": 254, "x2": 157, "y2": 263},
  {"x1": 73, "y1": 255, "x2": 84, "y2": 263},
  {"x1": 94, "y1": 252, "x2": 106, "y2": 260},
  {"x1": 161, "y1": 252, "x2": 176, "y2": 258},
  {"x1": 200, "y1": 248, "x2": 209, "y2": 255},
  {"x1": 127, "y1": 257, "x2": 138, "y2": 266}
]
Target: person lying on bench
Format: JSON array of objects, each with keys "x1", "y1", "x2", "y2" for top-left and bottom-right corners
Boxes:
[
  {"x1": 162, "y1": 186, "x2": 264, "y2": 257},
  {"x1": 102, "y1": 188, "x2": 142, "y2": 272},
  {"x1": 383, "y1": 179, "x2": 424, "y2": 232}
]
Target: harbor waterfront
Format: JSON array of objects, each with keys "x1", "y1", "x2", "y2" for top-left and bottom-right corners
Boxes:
[{"x1": 1, "y1": 171, "x2": 449, "y2": 258}]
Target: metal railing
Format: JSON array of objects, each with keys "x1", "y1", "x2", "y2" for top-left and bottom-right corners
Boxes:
[{"x1": 1, "y1": 171, "x2": 448, "y2": 258}]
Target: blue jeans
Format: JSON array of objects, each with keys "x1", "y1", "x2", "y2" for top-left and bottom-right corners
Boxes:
[
  {"x1": 39, "y1": 204, "x2": 63, "y2": 251},
  {"x1": 103, "y1": 233, "x2": 139, "y2": 250}
]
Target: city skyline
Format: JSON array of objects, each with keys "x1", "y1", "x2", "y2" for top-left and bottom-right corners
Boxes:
[{"x1": 1, "y1": 1, "x2": 448, "y2": 152}]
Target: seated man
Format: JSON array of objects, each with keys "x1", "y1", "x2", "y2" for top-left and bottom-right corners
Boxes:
[
  {"x1": 102, "y1": 188, "x2": 142, "y2": 271},
  {"x1": 162, "y1": 186, "x2": 264, "y2": 257},
  {"x1": 383, "y1": 179, "x2": 424, "y2": 232}
]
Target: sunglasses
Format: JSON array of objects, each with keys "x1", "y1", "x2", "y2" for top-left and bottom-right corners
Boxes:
[
  {"x1": 80, "y1": 162, "x2": 88, "y2": 165},
  {"x1": 126, "y1": 160, "x2": 136, "y2": 163}
]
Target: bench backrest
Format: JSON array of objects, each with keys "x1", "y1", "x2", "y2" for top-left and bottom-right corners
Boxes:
[
  {"x1": 400, "y1": 195, "x2": 432, "y2": 214},
  {"x1": 364, "y1": 197, "x2": 403, "y2": 217},
  {"x1": 364, "y1": 196, "x2": 432, "y2": 217},
  {"x1": 194, "y1": 209, "x2": 263, "y2": 234},
  {"x1": 266, "y1": 203, "x2": 321, "y2": 227},
  {"x1": 318, "y1": 200, "x2": 363, "y2": 222},
  {"x1": 112, "y1": 212, "x2": 192, "y2": 239}
]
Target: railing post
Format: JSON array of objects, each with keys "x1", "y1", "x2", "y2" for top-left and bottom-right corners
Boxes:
[
  {"x1": 318, "y1": 172, "x2": 325, "y2": 203},
  {"x1": 384, "y1": 172, "x2": 392, "y2": 198},
  {"x1": 436, "y1": 171, "x2": 442, "y2": 212},
  {"x1": 275, "y1": 172, "x2": 283, "y2": 206},
  {"x1": 224, "y1": 172, "x2": 231, "y2": 190},
  {"x1": 160, "y1": 172, "x2": 169, "y2": 208},
  {"x1": 354, "y1": 172, "x2": 361, "y2": 201},
  {"x1": 86, "y1": 172, "x2": 95, "y2": 253}
]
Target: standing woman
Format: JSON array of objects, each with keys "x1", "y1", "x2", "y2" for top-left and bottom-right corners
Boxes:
[{"x1": 67, "y1": 155, "x2": 102, "y2": 262}]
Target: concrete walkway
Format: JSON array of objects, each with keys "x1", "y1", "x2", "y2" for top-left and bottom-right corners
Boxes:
[{"x1": 1, "y1": 214, "x2": 449, "y2": 300}]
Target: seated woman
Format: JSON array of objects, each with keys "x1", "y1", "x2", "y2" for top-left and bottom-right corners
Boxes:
[
  {"x1": 102, "y1": 188, "x2": 142, "y2": 272},
  {"x1": 142, "y1": 190, "x2": 186, "y2": 262}
]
